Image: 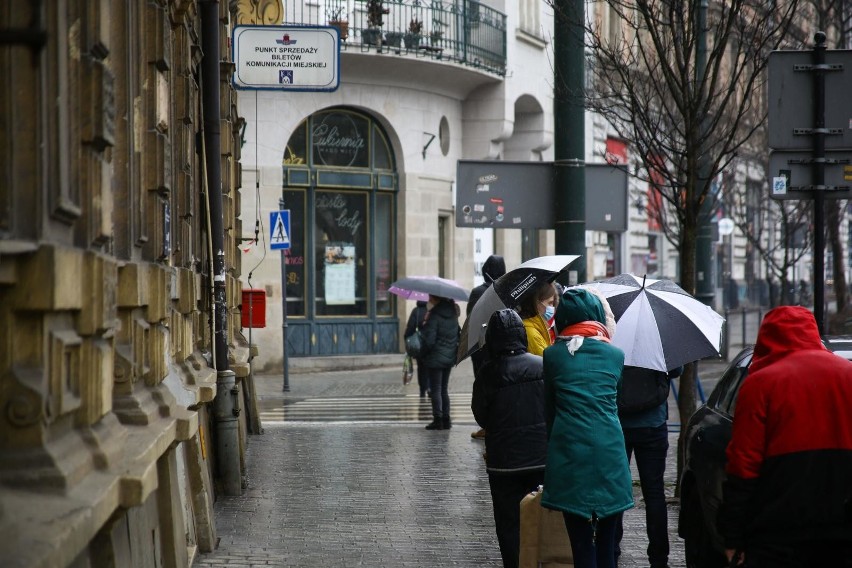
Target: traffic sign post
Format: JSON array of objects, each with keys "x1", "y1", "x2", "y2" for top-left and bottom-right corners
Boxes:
[
  {"x1": 768, "y1": 48, "x2": 852, "y2": 151},
  {"x1": 767, "y1": 33, "x2": 852, "y2": 333},
  {"x1": 768, "y1": 150, "x2": 852, "y2": 200},
  {"x1": 274, "y1": 202, "x2": 292, "y2": 392},
  {"x1": 270, "y1": 210, "x2": 291, "y2": 250}
]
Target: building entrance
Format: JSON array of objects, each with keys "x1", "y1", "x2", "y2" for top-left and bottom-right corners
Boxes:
[{"x1": 280, "y1": 108, "x2": 399, "y2": 356}]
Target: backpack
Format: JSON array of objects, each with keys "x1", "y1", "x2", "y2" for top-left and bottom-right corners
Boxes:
[{"x1": 617, "y1": 367, "x2": 670, "y2": 414}]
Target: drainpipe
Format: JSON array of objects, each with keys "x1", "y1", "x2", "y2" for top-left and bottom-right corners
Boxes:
[{"x1": 201, "y1": 0, "x2": 241, "y2": 496}]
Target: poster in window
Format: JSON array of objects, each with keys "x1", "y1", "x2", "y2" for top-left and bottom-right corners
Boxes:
[{"x1": 324, "y1": 244, "x2": 356, "y2": 305}]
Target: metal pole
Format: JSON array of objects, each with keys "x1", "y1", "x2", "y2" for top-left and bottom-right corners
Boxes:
[
  {"x1": 554, "y1": 0, "x2": 586, "y2": 283},
  {"x1": 280, "y1": 197, "x2": 290, "y2": 392},
  {"x1": 813, "y1": 31, "x2": 827, "y2": 334},
  {"x1": 694, "y1": 0, "x2": 715, "y2": 307}
]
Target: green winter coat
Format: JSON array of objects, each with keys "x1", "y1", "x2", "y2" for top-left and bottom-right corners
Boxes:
[{"x1": 540, "y1": 288, "x2": 634, "y2": 520}]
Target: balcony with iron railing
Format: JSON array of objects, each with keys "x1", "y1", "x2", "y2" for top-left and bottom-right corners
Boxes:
[{"x1": 281, "y1": 0, "x2": 507, "y2": 76}]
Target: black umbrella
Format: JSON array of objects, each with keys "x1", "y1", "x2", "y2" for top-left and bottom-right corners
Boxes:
[{"x1": 457, "y1": 255, "x2": 580, "y2": 363}]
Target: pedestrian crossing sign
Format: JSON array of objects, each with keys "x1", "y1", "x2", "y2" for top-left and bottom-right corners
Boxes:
[{"x1": 270, "y1": 210, "x2": 291, "y2": 250}]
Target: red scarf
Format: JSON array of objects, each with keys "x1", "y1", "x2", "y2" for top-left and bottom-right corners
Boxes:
[{"x1": 558, "y1": 320, "x2": 611, "y2": 342}]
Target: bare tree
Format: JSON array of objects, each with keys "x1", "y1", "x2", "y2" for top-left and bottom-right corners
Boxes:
[
  {"x1": 549, "y1": 0, "x2": 799, "y2": 484},
  {"x1": 726, "y1": 172, "x2": 814, "y2": 306}
]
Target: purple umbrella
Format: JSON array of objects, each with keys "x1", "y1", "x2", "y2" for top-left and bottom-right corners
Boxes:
[{"x1": 389, "y1": 275, "x2": 469, "y2": 302}]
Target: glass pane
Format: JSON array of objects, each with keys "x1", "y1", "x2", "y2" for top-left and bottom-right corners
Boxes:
[
  {"x1": 375, "y1": 193, "x2": 394, "y2": 316},
  {"x1": 281, "y1": 190, "x2": 306, "y2": 316},
  {"x1": 373, "y1": 124, "x2": 392, "y2": 171},
  {"x1": 315, "y1": 191, "x2": 368, "y2": 316},
  {"x1": 311, "y1": 110, "x2": 370, "y2": 168},
  {"x1": 284, "y1": 119, "x2": 308, "y2": 165}
]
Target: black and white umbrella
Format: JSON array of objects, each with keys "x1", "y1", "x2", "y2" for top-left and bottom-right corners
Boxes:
[
  {"x1": 584, "y1": 273, "x2": 725, "y2": 371},
  {"x1": 389, "y1": 276, "x2": 469, "y2": 303},
  {"x1": 457, "y1": 255, "x2": 580, "y2": 364}
]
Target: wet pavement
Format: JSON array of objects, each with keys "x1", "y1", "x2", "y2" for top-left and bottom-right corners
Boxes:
[{"x1": 193, "y1": 356, "x2": 731, "y2": 568}]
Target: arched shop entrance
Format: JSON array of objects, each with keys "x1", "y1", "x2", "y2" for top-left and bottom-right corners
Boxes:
[{"x1": 280, "y1": 108, "x2": 399, "y2": 356}]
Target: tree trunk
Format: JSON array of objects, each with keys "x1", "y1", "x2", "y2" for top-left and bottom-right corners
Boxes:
[
  {"x1": 674, "y1": 361, "x2": 698, "y2": 497},
  {"x1": 675, "y1": 217, "x2": 699, "y2": 494}
]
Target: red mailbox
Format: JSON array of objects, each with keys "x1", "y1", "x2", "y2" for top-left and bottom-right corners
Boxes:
[{"x1": 241, "y1": 289, "x2": 266, "y2": 328}]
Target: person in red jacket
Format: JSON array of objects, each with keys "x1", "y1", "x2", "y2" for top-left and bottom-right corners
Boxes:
[{"x1": 718, "y1": 306, "x2": 852, "y2": 567}]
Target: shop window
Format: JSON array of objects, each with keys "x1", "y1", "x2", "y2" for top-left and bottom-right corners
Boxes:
[
  {"x1": 376, "y1": 193, "x2": 394, "y2": 316},
  {"x1": 284, "y1": 121, "x2": 308, "y2": 165},
  {"x1": 282, "y1": 108, "x2": 398, "y2": 327},
  {"x1": 311, "y1": 111, "x2": 370, "y2": 168},
  {"x1": 373, "y1": 125, "x2": 392, "y2": 171},
  {"x1": 282, "y1": 189, "x2": 307, "y2": 316},
  {"x1": 315, "y1": 191, "x2": 369, "y2": 316}
]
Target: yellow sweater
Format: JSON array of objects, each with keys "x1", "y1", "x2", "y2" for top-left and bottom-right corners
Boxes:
[{"x1": 522, "y1": 315, "x2": 552, "y2": 356}]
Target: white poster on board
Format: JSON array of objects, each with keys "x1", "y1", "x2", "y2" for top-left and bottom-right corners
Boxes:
[
  {"x1": 473, "y1": 228, "x2": 495, "y2": 287},
  {"x1": 324, "y1": 245, "x2": 355, "y2": 305}
]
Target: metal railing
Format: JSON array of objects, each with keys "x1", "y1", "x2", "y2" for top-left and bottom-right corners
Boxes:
[
  {"x1": 721, "y1": 307, "x2": 766, "y2": 361},
  {"x1": 280, "y1": 0, "x2": 507, "y2": 76}
]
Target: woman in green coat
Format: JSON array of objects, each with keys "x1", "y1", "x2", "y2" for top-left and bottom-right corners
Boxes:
[{"x1": 541, "y1": 288, "x2": 633, "y2": 568}]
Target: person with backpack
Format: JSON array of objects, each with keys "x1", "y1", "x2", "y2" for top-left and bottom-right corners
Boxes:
[
  {"x1": 418, "y1": 295, "x2": 461, "y2": 430},
  {"x1": 613, "y1": 364, "x2": 682, "y2": 568},
  {"x1": 404, "y1": 300, "x2": 429, "y2": 397}
]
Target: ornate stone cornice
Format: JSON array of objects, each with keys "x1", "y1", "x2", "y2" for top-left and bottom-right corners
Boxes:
[{"x1": 232, "y1": 0, "x2": 283, "y2": 25}]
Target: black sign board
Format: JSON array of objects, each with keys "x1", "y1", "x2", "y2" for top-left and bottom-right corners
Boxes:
[
  {"x1": 455, "y1": 161, "x2": 628, "y2": 231},
  {"x1": 768, "y1": 50, "x2": 852, "y2": 151}
]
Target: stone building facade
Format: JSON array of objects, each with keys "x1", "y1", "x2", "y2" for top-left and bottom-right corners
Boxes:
[{"x1": 0, "y1": 1, "x2": 252, "y2": 566}]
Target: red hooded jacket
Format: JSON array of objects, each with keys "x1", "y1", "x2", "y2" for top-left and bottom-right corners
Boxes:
[{"x1": 718, "y1": 306, "x2": 852, "y2": 550}]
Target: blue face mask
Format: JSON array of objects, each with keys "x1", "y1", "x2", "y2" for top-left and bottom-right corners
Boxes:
[{"x1": 543, "y1": 306, "x2": 555, "y2": 322}]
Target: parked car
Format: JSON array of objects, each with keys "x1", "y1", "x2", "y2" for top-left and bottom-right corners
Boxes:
[{"x1": 677, "y1": 336, "x2": 852, "y2": 568}]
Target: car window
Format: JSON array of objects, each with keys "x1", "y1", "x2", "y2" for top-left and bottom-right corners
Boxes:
[
  {"x1": 711, "y1": 352, "x2": 752, "y2": 417},
  {"x1": 720, "y1": 367, "x2": 748, "y2": 416}
]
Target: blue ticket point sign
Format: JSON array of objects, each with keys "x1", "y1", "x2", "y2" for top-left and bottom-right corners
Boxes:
[{"x1": 270, "y1": 210, "x2": 291, "y2": 250}]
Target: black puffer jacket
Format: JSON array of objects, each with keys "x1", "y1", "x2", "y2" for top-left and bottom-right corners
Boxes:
[
  {"x1": 472, "y1": 309, "x2": 547, "y2": 474},
  {"x1": 419, "y1": 299, "x2": 460, "y2": 369}
]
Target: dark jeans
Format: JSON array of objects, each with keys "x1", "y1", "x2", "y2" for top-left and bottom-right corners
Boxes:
[
  {"x1": 615, "y1": 423, "x2": 669, "y2": 568},
  {"x1": 562, "y1": 512, "x2": 618, "y2": 568},
  {"x1": 415, "y1": 359, "x2": 428, "y2": 396},
  {"x1": 745, "y1": 540, "x2": 852, "y2": 568},
  {"x1": 426, "y1": 366, "x2": 451, "y2": 420},
  {"x1": 487, "y1": 470, "x2": 545, "y2": 568}
]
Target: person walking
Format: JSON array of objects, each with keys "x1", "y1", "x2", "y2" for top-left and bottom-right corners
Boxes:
[
  {"x1": 516, "y1": 281, "x2": 558, "y2": 356},
  {"x1": 471, "y1": 309, "x2": 547, "y2": 568},
  {"x1": 404, "y1": 300, "x2": 430, "y2": 398},
  {"x1": 468, "y1": 254, "x2": 507, "y2": 439},
  {"x1": 541, "y1": 288, "x2": 633, "y2": 568},
  {"x1": 718, "y1": 306, "x2": 852, "y2": 567},
  {"x1": 613, "y1": 364, "x2": 682, "y2": 568},
  {"x1": 418, "y1": 294, "x2": 461, "y2": 430}
]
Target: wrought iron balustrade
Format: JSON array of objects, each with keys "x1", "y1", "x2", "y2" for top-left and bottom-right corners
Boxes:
[{"x1": 280, "y1": 0, "x2": 507, "y2": 76}]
